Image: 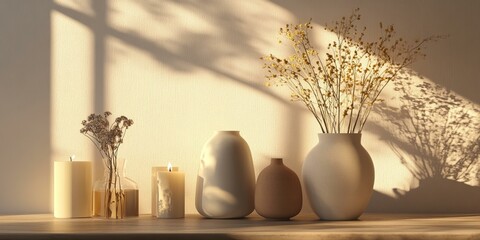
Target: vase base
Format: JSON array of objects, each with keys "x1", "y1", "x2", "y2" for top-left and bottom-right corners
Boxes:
[{"x1": 93, "y1": 189, "x2": 139, "y2": 218}]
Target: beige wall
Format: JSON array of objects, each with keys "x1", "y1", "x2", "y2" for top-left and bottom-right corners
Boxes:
[
  {"x1": 0, "y1": 0, "x2": 478, "y2": 215},
  {"x1": 0, "y1": 0, "x2": 52, "y2": 214}
]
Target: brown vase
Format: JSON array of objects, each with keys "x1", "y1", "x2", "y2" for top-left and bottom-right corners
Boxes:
[{"x1": 255, "y1": 158, "x2": 302, "y2": 220}]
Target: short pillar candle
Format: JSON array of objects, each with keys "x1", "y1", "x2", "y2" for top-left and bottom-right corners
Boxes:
[
  {"x1": 53, "y1": 158, "x2": 92, "y2": 218},
  {"x1": 152, "y1": 164, "x2": 185, "y2": 218}
]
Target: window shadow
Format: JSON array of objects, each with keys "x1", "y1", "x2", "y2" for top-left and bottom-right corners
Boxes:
[
  {"x1": 53, "y1": 1, "x2": 293, "y2": 106},
  {"x1": 52, "y1": 0, "x2": 308, "y2": 214}
]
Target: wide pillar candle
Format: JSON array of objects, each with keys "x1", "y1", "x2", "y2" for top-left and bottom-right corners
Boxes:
[
  {"x1": 152, "y1": 166, "x2": 185, "y2": 218},
  {"x1": 54, "y1": 161, "x2": 92, "y2": 218}
]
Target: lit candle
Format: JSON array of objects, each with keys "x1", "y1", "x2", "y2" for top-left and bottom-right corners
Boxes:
[
  {"x1": 53, "y1": 155, "x2": 92, "y2": 218},
  {"x1": 152, "y1": 163, "x2": 185, "y2": 218}
]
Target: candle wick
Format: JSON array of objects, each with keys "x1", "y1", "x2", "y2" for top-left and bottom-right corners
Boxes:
[{"x1": 69, "y1": 155, "x2": 75, "y2": 162}]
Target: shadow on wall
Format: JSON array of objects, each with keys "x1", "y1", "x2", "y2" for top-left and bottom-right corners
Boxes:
[
  {"x1": 368, "y1": 77, "x2": 480, "y2": 213},
  {"x1": 0, "y1": 0, "x2": 52, "y2": 214},
  {"x1": 52, "y1": 0, "x2": 307, "y2": 214},
  {"x1": 53, "y1": 0, "x2": 290, "y2": 104},
  {"x1": 369, "y1": 178, "x2": 480, "y2": 213},
  {"x1": 50, "y1": 0, "x2": 305, "y2": 153}
]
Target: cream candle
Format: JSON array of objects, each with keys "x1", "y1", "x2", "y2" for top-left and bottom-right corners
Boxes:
[
  {"x1": 152, "y1": 163, "x2": 185, "y2": 218},
  {"x1": 54, "y1": 156, "x2": 92, "y2": 218}
]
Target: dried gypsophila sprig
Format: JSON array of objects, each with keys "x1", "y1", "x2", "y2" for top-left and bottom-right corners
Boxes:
[
  {"x1": 80, "y1": 111, "x2": 134, "y2": 170},
  {"x1": 261, "y1": 8, "x2": 443, "y2": 133}
]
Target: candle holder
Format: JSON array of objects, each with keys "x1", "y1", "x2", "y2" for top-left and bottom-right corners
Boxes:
[{"x1": 152, "y1": 165, "x2": 185, "y2": 218}]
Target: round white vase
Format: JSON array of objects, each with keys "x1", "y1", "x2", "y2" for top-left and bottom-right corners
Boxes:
[
  {"x1": 195, "y1": 131, "x2": 255, "y2": 218},
  {"x1": 302, "y1": 133, "x2": 374, "y2": 220}
]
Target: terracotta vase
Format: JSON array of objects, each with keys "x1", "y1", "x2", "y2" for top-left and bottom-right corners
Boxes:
[
  {"x1": 302, "y1": 133, "x2": 374, "y2": 220},
  {"x1": 255, "y1": 158, "x2": 302, "y2": 220},
  {"x1": 195, "y1": 131, "x2": 255, "y2": 218}
]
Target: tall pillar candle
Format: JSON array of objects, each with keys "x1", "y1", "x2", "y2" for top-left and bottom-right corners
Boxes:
[
  {"x1": 54, "y1": 160, "x2": 92, "y2": 218},
  {"x1": 152, "y1": 164, "x2": 185, "y2": 218}
]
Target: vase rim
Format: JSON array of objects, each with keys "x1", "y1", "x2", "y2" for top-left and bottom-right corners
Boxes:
[
  {"x1": 317, "y1": 133, "x2": 362, "y2": 142},
  {"x1": 54, "y1": 160, "x2": 91, "y2": 163},
  {"x1": 317, "y1": 133, "x2": 362, "y2": 135}
]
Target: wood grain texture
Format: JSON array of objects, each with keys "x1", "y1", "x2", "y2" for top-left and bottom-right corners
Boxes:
[{"x1": 0, "y1": 214, "x2": 479, "y2": 240}]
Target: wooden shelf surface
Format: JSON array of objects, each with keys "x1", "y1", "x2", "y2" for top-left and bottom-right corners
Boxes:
[{"x1": 0, "y1": 213, "x2": 479, "y2": 240}]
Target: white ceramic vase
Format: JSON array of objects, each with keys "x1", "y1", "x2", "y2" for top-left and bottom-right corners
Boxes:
[
  {"x1": 195, "y1": 131, "x2": 255, "y2": 218},
  {"x1": 302, "y1": 133, "x2": 374, "y2": 220}
]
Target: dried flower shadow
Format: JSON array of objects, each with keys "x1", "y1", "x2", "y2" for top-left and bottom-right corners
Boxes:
[{"x1": 368, "y1": 75, "x2": 480, "y2": 213}]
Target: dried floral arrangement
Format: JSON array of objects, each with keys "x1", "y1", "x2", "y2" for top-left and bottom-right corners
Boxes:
[
  {"x1": 261, "y1": 8, "x2": 441, "y2": 133},
  {"x1": 80, "y1": 111, "x2": 134, "y2": 218}
]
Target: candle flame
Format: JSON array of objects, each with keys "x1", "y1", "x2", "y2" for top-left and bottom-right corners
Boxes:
[
  {"x1": 168, "y1": 162, "x2": 172, "y2": 172},
  {"x1": 69, "y1": 155, "x2": 75, "y2": 161}
]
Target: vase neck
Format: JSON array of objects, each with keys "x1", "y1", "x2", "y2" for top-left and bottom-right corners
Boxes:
[
  {"x1": 104, "y1": 157, "x2": 127, "y2": 178},
  {"x1": 215, "y1": 130, "x2": 240, "y2": 136},
  {"x1": 270, "y1": 158, "x2": 284, "y2": 165}
]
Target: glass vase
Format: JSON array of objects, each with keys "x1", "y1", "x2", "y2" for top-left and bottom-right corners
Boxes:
[{"x1": 93, "y1": 158, "x2": 139, "y2": 219}]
